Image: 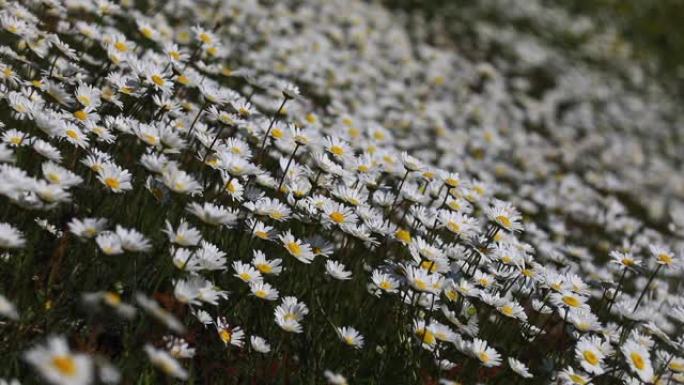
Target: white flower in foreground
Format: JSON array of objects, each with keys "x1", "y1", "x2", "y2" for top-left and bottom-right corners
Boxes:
[
  {"x1": 621, "y1": 339, "x2": 653, "y2": 383},
  {"x1": 0, "y1": 223, "x2": 25, "y2": 249},
  {"x1": 0, "y1": 293, "x2": 18, "y2": 320},
  {"x1": 470, "y1": 338, "x2": 502, "y2": 367},
  {"x1": 143, "y1": 345, "x2": 188, "y2": 380},
  {"x1": 24, "y1": 336, "x2": 93, "y2": 385},
  {"x1": 97, "y1": 163, "x2": 132, "y2": 193}
]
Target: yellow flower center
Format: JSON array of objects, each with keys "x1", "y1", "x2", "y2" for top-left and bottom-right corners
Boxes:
[
  {"x1": 329, "y1": 145, "x2": 344, "y2": 156},
  {"x1": 447, "y1": 222, "x2": 461, "y2": 233},
  {"x1": 226, "y1": 181, "x2": 236, "y2": 193},
  {"x1": 562, "y1": 295, "x2": 581, "y2": 308},
  {"x1": 198, "y1": 32, "x2": 212, "y2": 44},
  {"x1": 9, "y1": 136, "x2": 22, "y2": 145},
  {"x1": 73, "y1": 110, "x2": 88, "y2": 121},
  {"x1": 495, "y1": 215, "x2": 512, "y2": 229},
  {"x1": 658, "y1": 253, "x2": 673, "y2": 265},
  {"x1": 239, "y1": 272, "x2": 251, "y2": 281},
  {"x1": 669, "y1": 362, "x2": 684, "y2": 372},
  {"x1": 379, "y1": 281, "x2": 392, "y2": 290},
  {"x1": 255, "y1": 231, "x2": 269, "y2": 240},
  {"x1": 176, "y1": 74, "x2": 190, "y2": 85},
  {"x1": 583, "y1": 350, "x2": 599, "y2": 366},
  {"x1": 270, "y1": 128, "x2": 283, "y2": 139},
  {"x1": 219, "y1": 329, "x2": 231, "y2": 344},
  {"x1": 66, "y1": 129, "x2": 78, "y2": 139},
  {"x1": 414, "y1": 279, "x2": 427, "y2": 291},
  {"x1": 286, "y1": 242, "x2": 301, "y2": 256},
  {"x1": 255, "y1": 290, "x2": 267, "y2": 298},
  {"x1": 305, "y1": 113, "x2": 317, "y2": 124},
  {"x1": 114, "y1": 41, "x2": 128, "y2": 52},
  {"x1": 569, "y1": 374, "x2": 587, "y2": 384},
  {"x1": 105, "y1": 177, "x2": 120, "y2": 189},
  {"x1": 52, "y1": 355, "x2": 76, "y2": 376},
  {"x1": 256, "y1": 263, "x2": 272, "y2": 273},
  {"x1": 416, "y1": 328, "x2": 435, "y2": 345},
  {"x1": 103, "y1": 292, "x2": 121, "y2": 306},
  {"x1": 47, "y1": 173, "x2": 61, "y2": 184},
  {"x1": 151, "y1": 74, "x2": 165, "y2": 86},
  {"x1": 501, "y1": 305, "x2": 514, "y2": 317},
  {"x1": 631, "y1": 352, "x2": 645, "y2": 370},
  {"x1": 478, "y1": 352, "x2": 490, "y2": 364},
  {"x1": 329, "y1": 211, "x2": 345, "y2": 224},
  {"x1": 77, "y1": 95, "x2": 91, "y2": 107},
  {"x1": 3, "y1": 66, "x2": 13, "y2": 77},
  {"x1": 140, "y1": 27, "x2": 154, "y2": 39},
  {"x1": 395, "y1": 229, "x2": 411, "y2": 244}
]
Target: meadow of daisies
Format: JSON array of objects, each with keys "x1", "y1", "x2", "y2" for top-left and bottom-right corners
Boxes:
[{"x1": 0, "y1": 0, "x2": 683, "y2": 384}]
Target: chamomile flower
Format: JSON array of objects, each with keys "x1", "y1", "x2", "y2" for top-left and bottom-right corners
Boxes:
[
  {"x1": 485, "y1": 199, "x2": 523, "y2": 232},
  {"x1": 337, "y1": 327, "x2": 364, "y2": 349},
  {"x1": 251, "y1": 250, "x2": 283, "y2": 275},
  {"x1": 508, "y1": 357, "x2": 533, "y2": 378},
  {"x1": 279, "y1": 231, "x2": 315, "y2": 264},
  {"x1": 0, "y1": 223, "x2": 25, "y2": 249},
  {"x1": 325, "y1": 260, "x2": 352, "y2": 280},
  {"x1": 470, "y1": 338, "x2": 502, "y2": 367},
  {"x1": 143, "y1": 345, "x2": 188, "y2": 380},
  {"x1": 24, "y1": 336, "x2": 93, "y2": 385},
  {"x1": 215, "y1": 318, "x2": 245, "y2": 348},
  {"x1": 250, "y1": 281, "x2": 279, "y2": 301},
  {"x1": 250, "y1": 336, "x2": 271, "y2": 353},
  {"x1": 621, "y1": 339, "x2": 654, "y2": 382},
  {"x1": 97, "y1": 163, "x2": 133, "y2": 193}
]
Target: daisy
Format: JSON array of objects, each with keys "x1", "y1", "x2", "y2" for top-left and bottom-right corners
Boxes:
[
  {"x1": 413, "y1": 320, "x2": 438, "y2": 351},
  {"x1": 42, "y1": 162, "x2": 83, "y2": 187},
  {"x1": 550, "y1": 291, "x2": 590, "y2": 311},
  {"x1": 215, "y1": 318, "x2": 245, "y2": 348},
  {"x1": 368, "y1": 270, "x2": 397, "y2": 293},
  {"x1": 250, "y1": 336, "x2": 271, "y2": 354},
  {"x1": 274, "y1": 297, "x2": 309, "y2": 333},
  {"x1": 162, "y1": 166, "x2": 202, "y2": 196},
  {"x1": 0, "y1": 293, "x2": 19, "y2": 320},
  {"x1": 621, "y1": 339, "x2": 654, "y2": 383},
  {"x1": 251, "y1": 250, "x2": 283, "y2": 275},
  {"x1": 250, "y1": 281, "x2": 279, "y2": 301},
  {"x1": 470, "y1": 338, "x2": 502, "y2": 367},
  {"x1": 95, "y1": 233, "x2": 123, "y2": 255},
  {"x1": 0, "y1": 223, "x2": 25, "y2": 249},
  {"x1": 325, "y1": 260, "x2": 352, "y2": 280},
  {"x1": 115, "y1": 226, "x2": 151, "y2": 253},
  {"x1": 559, "y1": 367, "x2": 590, "y2": 385},
  {"x1": 575, "y1": 337, "x2": 605, "y2": 375},
  {"x1": 337, "y1": 327, "x2": 364, "y2": 349},
  {"x1": 485, "y1": 199, "x2": 523, "y2": 232},
  {"x1": 162, "y1": 219, "x2": 201, "y2": 246},
  {"x1": 186, "y1": 202, "x2": 238, "y2": 227},
  {"x1": 279, "y1": 231, "x2": 315, "y2": 264},
  {"x1": 68, "y1": 217, "x2": 107, "y2": 239},
  {"x1": 508, "y1": 357, "x2": 533, "y2": 378},
  {"x1": 23, "y1": 336, "x2": 93, "y2": 385},
  {"x1": 322, "y1": 201, "x2": 358, "y2": 228},
  {"x1": 97, "y1": 163, "x2": 133, "y2": 193},
  {"x1": 233, "y1": 261, "x2": 262, "y2": 284},
  {"x1": 649, "y1": 244, "x2": 677, "y2": 268},
  {"x1": 143, "y1": 345, "x2": 188, "y2": 380}
]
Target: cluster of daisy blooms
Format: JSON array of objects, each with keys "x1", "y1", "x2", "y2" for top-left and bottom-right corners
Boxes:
[{"x1": 0, "y1": 0, "x2": 683, "y2": 384}]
